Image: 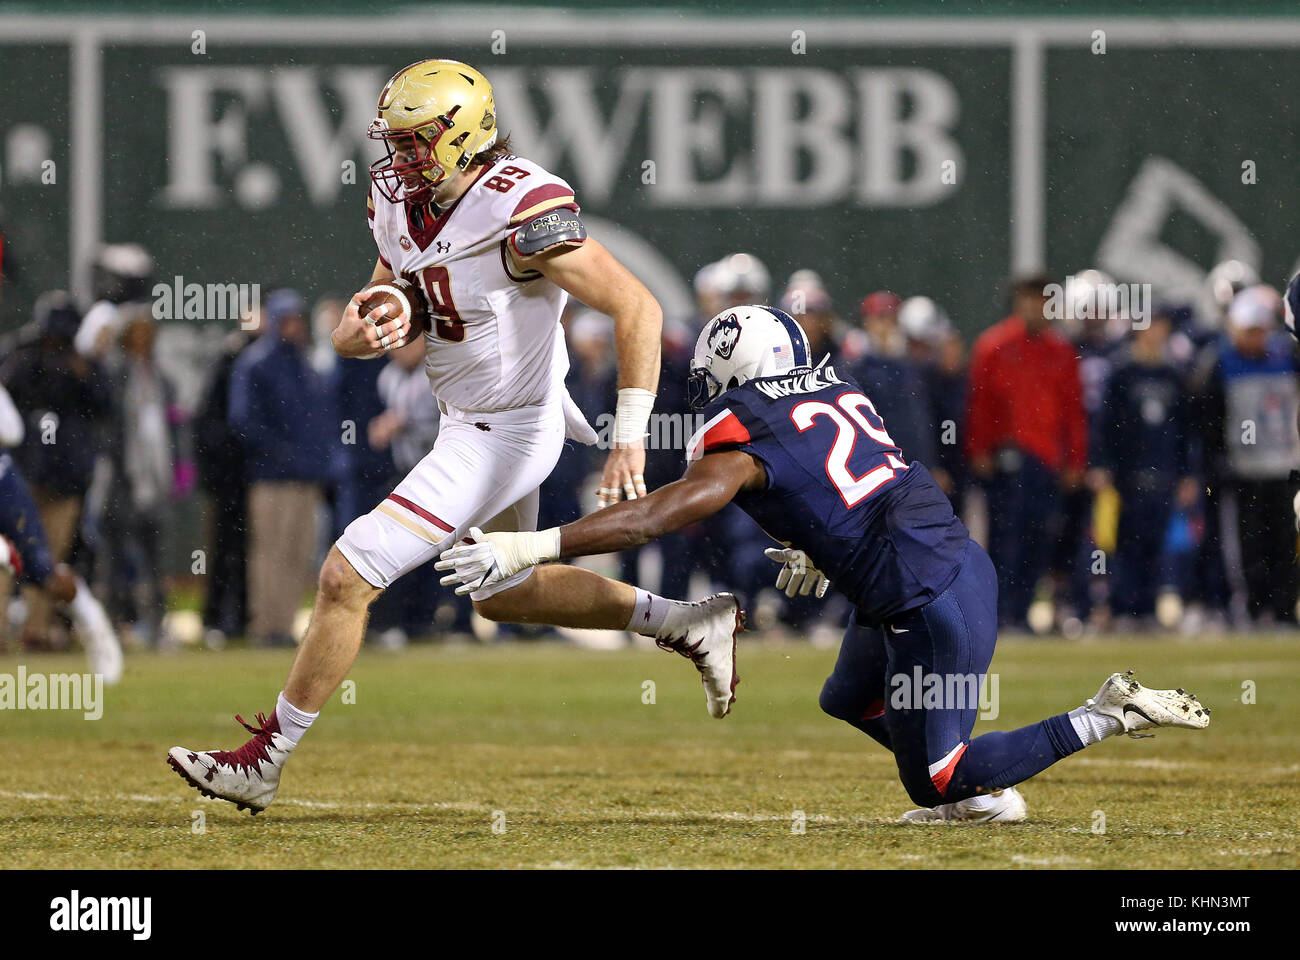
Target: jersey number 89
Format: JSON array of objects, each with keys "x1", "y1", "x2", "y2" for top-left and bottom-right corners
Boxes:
[{"x1": 402, "y1": 265, "x2": 465, "y2": 342}]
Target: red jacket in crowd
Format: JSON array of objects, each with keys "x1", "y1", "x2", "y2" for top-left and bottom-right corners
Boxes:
[{"x1": 964, "y1": 315, "x2": 1088, "y2": 475}]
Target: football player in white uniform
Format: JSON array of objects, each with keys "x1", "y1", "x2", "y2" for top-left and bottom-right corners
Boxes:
[{"x1": 167, "y1": 60, "x2": 740, "y2": 814}]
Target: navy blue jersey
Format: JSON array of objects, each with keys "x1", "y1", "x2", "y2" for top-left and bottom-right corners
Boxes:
[{"x1": 686, "y1": 365, "x2": 968, "y2": 625}]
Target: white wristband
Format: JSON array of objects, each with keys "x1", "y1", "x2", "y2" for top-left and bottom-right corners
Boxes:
[
  {"x1": 613, "y1": 387, "x2": 655, "y2": 446},
  {"x1": 489, "y1": 527, "x2": 563, "y2": 581},
  {"x1": 530, "y1": 527, "x2": 563, "y2": 566}
]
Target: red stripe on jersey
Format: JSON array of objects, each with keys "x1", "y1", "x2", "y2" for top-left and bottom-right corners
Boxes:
[
  {"x1": 861, "y1": 699, "x2": 885, "y2": 722},
  {"x1": 686, "y1": 410, "x2": 751, "y2": 461},
  {"x1": 929, "y1": 742, "x2": 968, "y2": 797},
  {"x1": 509, "y1": 183, "x2": 577, "y2": 224},
  {"x1": 385, "y1": 494, "x2": 454, "y2": 533}
]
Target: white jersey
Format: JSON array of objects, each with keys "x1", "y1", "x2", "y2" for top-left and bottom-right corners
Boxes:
[{"x1": 367, "y1": 155, "x2": 580, "y2": 414}]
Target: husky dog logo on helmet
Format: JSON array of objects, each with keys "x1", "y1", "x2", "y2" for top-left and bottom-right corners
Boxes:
[{"x1": 708, "y1": 313, "x2": 743, "y2": 360}]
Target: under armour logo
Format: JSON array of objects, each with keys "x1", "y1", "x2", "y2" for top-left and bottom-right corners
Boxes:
[{"x1": 436, "y1": 241, "x2": 451, "y2": 254}]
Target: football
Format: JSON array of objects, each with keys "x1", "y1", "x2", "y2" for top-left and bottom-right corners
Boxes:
[{"x1": 357, "y1": 276, "x2": 431, "y2": 345}]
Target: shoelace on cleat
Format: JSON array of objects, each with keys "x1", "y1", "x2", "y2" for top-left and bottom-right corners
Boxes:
[
  {"x1": 205, "y1": 713, "x2": 278, "y2": 779},
  {"x1": 656, "y1": 634, "x2": 707, "y2": 675}
]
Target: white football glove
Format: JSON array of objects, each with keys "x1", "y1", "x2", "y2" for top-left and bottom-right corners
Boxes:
[
  {"x1": 763, "y1": 547, "x2": 830, "y2": 599},
  {"x1": 435, "y1": 526, "x2": 561, "y2": 596}
]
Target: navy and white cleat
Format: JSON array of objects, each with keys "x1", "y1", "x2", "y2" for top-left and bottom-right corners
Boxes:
[{"x1": 901, "y1": 786, "x2": 1028, "y2": 823}]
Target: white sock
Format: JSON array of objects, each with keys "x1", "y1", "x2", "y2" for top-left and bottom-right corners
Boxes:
[
  {"x1": 68, "y1": 577, "x2": 111, "y2": 638},
  {"x1": 275, "y1": 691, "x2": 318, "y2": 745},
  {"x1": 1068, "y1": 705, "x2": 1123, "y2": 746},
  {"x1": 626, "y1": 588, "x2": 685, "y2": 638}
]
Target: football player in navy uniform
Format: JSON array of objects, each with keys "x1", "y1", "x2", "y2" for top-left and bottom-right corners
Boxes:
[
  {"x1": 1285, "y1": 269, "x2": 1300, "y2": 531},
  {"x1": 0, "y1": 383, "x2": 122, "y2": 682},
  {"x1": 439, "y1": 306, "x2": 1212, "y2": 821}
]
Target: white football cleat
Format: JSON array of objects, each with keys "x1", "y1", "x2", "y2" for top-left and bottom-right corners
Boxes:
[
  {"x1": 901, "y1": 786, "x2": 1028, "y2": 824},
  {"x1": 655, "y1": 593, "x2": 742, "y2": 718},
  {"x1": 1086, "y1": 670, "x2": 1211, "y2": 739},
  {"x1": 68, "y1": 578, "x2": 123, "y2": 686},
  {"x1": 167, "y1": 712, "x2": 296, "y2": 814}
]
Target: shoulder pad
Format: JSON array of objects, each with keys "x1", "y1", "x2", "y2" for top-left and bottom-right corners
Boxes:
[{"x1": 511, "y1": 208, "x2": 587, "y2": 257}]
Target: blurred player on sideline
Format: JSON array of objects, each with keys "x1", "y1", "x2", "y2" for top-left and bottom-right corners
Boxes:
[
  {"x1": 0, "y1": 383, "x2": 121, "y2": 682},
  {"x1": 440, "y1": 305, "x2": 1212, "y2": 822},
  {"x1": 167, "y1": 59, "x2": 740, "y2": 813}
]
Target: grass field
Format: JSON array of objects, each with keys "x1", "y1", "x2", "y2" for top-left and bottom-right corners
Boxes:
[{"x1": 1, "y1": 635, "x2": 1296, "y2": 869}]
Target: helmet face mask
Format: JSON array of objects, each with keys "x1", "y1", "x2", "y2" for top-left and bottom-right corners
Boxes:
[
  {"x1": 368, "y1": 117, "x2": 450, "y2": 204},
  {"x1": 687, "y1": 363, "x2": 722, "y2": 411}
]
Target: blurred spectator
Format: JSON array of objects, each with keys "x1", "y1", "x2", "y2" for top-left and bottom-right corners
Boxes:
[
  {"x1": 228, "y1": 288, "x2": 336, "y2": 646},
  {"x1": 1194, "y1": 285, "x2": 1300, "y2": 626},
  {"x1": 1199, "y1": 259, "x2": 1260, "y2": 342},
  {"x1": 1056, "y1": 271, "x2": 1127, "y2": 627},
  {"x1": 843, "y1": 289, "x2": 903, "y2": 362},
  {"x1": 849, "y1": 293, "x2": 936, "y2": 481},
  {"x1": 693, "y1": 261, "x2": 727, "y2": 322},
  {"x1": 194, "y1": 310, "x2": 259, "y2": 644},
  {"x1": 0, "y1": 291, "x2": 111, "y2": 646},
  {"x1": 100, "y1": 306, "x2": 175, "y2": 646},
  {"x1": 711, "y1": 252, "x2": 771, "y2": 310},
  {"x1": 899, "y1": 296, "x2": 967, "y2": 503},
  {"x1": 330, "y1": 356, "x2": 387, "y2": 540},
  {"x1": 554, "y1": 307, "x2": 615, "y2": 529},
  {"x1": 779, "y1": 270, "x2": 842, "y2": 368},
  {"x1": 1182, "y1": 261, "x2": 1263, "y2": 623},
  {"x1": 0, "y1": 207, "x2": 23, "y2": 329},
  {"x1": 966, "y1": 275, "x2": 1088, "y2": 629},
  {"x1": 1095, "y1": 309, "x2": 1196, "y2": 623},
  {"x1": 310, "y1": 298, "x2": 345, "y2": 377},
  {"x1": 75, "y1": 243, "x2": 155, "y2": 361}
]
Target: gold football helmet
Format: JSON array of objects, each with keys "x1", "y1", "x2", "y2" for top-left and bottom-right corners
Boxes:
[{"x1": 368, "y1": 59, "x2": 498, "y2": 203}]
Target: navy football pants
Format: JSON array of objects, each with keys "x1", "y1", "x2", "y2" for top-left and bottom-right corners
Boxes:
[
  {"x1": 0, "y1": 455, "x2": 56, "y2": 584},
  {"x1": 820, "y1": 539, "x2": 1083, "y2": 807}
]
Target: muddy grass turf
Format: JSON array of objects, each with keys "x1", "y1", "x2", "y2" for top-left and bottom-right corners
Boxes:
[{"x1": 1, "y1": 636, "x2": 1294, "y2": 869}]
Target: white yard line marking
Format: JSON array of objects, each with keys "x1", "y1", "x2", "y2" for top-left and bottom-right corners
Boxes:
[{"x1": 0, "y1": 788, "x2": 490, "y2": 813}]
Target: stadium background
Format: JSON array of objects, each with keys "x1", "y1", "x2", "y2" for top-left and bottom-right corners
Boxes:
[
  {"x1": 0, "y1": 0, "x2": 1297, "y2": 624},
  {"x1": 2, "y1": 1, "x2": 1300, "y2": 876}
]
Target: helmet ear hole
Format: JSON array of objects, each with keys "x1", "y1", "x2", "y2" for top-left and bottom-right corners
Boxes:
[{"x1": 726, "y1": 376, "x2": 740, "y2": 391}]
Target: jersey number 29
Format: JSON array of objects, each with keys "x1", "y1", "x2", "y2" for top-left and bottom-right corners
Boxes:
[{"x1": 790, "y1": 392, "x2": 908, "y2": 508}]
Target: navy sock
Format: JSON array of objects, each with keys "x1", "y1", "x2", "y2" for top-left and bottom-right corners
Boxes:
[{"x1": 944, "y1": 712, "x2": 1085, "y2": 802}]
